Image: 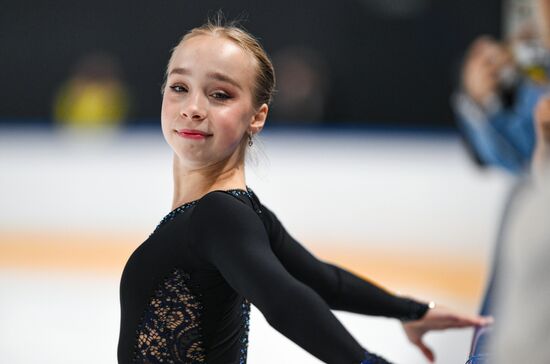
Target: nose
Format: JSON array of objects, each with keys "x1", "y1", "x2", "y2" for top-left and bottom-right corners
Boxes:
[{"x1": 180, "y1": 92, "x2": 207, "y2": 121}]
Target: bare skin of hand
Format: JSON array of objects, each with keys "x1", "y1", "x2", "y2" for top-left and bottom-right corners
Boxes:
[
  {"x1": 534, "y1": 96, "x2": 550, "y2": 144},
  {"x1": 462, "y1": 36, "x2": 514, "y2": 107},
  {"x1": 538, "y1": 0, "x2": 550, "y2": 50},
  {"x1": 532, "y1": 96, "x2": 550, "y2": 175},
  {"x1": 401, "y1": 305, "x2": 493, "y2": 363}
]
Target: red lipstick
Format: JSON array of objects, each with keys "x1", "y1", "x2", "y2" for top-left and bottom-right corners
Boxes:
[{"x1": 176, "y1": 129, "x2": 212, "y2": 140}]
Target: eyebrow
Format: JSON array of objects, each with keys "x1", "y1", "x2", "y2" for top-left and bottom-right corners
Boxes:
[
  {"x1": 168, "y1": 67, "x2": 243, "y2": 90},
  {"x1": 168, "y1": 67, "x2": 190, "y2": 76}
]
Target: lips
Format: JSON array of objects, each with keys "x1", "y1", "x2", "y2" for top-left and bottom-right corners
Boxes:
[{"x1": 176, "y1": 129, "x2": 212, "y2": 140}]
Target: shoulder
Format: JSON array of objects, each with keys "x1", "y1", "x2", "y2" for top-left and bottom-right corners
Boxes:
[
  {"x1": 196, "y1": 190, "x2": 246, "y2": 210},
  {"x1": 189, "y1": 191, "x2": 270, "y2": 259},
  {"x1": 190, "y1": 190, "x2": 263, "y2": 232},
  {"x1": 194, "y1": 190, "x2": 251, "y2": 215}
]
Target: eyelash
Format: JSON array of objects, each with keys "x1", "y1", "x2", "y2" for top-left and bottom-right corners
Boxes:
[
  {"x1": 169, "y1": 85, "x2": 187, "y2": 93},
  {"x1": 211, "y1": 91, "x2": 231, "y2": 100},
  {"x1": 168, "y1": 85, "x2": 232, "y2": 101}
]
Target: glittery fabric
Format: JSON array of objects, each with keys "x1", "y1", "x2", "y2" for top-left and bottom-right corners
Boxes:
[
  {"x1": 132, "y1": 189, "x2": 255, "y2": 363},
  {"x1": 120, "y1": 186, "x2": 410, "y2": 363},
  {"x1": 239, "y1": 299, "x2": 251, "y2": 364},
  {"x1": 133, "y1": 269, "x2": 206, "y2": 363},
  {"x1": 152, "y1": 188, "x2": 255, "y2": 235},
  {"x1": 152, "y1": 201, "x2": 197, "y2": 234},
  {"x1": 361, "y1": 351, "x2": 392, "y2": 364}
]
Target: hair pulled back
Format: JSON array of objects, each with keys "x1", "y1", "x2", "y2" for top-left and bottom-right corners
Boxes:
[{"x1": 167, "y1": 15, "x2": 275, "y2": 109}]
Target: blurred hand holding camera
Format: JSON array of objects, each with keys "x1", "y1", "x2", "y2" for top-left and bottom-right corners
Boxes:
[
  {"x1": 534, "y1": 96, "x2": 550, "y2": 143},
  {"x1": 462, "y1": 36, "x2": 515, "y2": 108},
  {"x1": 532, "y1": 96, "x2": 550, "y2": 177}
]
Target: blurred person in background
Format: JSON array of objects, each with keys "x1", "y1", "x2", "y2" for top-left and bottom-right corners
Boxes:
[
  {"x1": 452, "y1": 0, "x2": 550, "y2": 174},
  {"x1": 118, "y1": 16, "x2": 492, "y2": 364},
  {"x1": 270, "y1": 46, "x2": 329, "y2": 123},
  {"x1": 458, "y1": 2, "x2": 550, "y2": 362},
  {"x1": 466, "y1": 96, "x2": 550, "y2": 364},
  {"x1": 486, "y1": 97, "x2": 550, "y2": 364},
  {"x1": 53, "y1": 51, "x2": 131, "y2": 131}
]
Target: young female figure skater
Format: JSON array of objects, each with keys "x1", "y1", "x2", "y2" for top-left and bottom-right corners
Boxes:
[{"x1": 118, "y1": 19, "x2": 491, "y2": 364}]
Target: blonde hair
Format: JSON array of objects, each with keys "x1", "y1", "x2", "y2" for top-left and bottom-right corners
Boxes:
[{"x1": 164, "y1": 16, "x2": 276, "y2": 108}]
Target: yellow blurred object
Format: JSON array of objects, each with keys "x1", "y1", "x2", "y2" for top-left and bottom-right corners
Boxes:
[
  {"x1": 54, "y1": 80, "x2": 129, "y2": 128},
  {"x1": 523, "y1": 65, "x2": 549, "y2": 84},
  {"x1": 53, "y1": 52, "x2": 130, "y2": 130}
]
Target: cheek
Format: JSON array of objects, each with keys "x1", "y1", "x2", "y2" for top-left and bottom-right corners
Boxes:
[
  {"x1": 161, "y1": 96, "x2": 171, "y2": 119},
  {"x1": 160, "y1": 97, "x2": 175, "y2": 127},
  {"x1": 160, "y1": 98, "x2": 178, "y2": 145},
  {"x1": 215, "y1": 108, "x2": 250, "y2": 144}
]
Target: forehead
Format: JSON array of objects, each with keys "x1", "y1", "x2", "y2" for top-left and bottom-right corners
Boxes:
[{"x1": 169, "y1": 35, "x2": 256, "y2": 86}]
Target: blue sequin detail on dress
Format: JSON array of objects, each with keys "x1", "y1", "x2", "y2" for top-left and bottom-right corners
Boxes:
[
  {"x1": 152, "y1": 201, "x2": 197, "y2": 234},
  {"x1": 152, "y1": 187, "x2": 256, "y2": 235},
  {"x1": 239, "y1": 298, "x2": 251, "y2": 364},
  {"x1": 136, "y1": 188, "x2": 255, "y2": 363},
  {"x1": 360, "y1": 351, "x2": 392, "y2": 364},
  {"x1": 226, "y1": 188, "x2": 254, "y2": 364}
]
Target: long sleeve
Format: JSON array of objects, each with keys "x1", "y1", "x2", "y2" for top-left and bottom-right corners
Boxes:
[
  {"x1": 189, "y1": 192, "x2": 382, "y2": 364},
  {"x1": 261, "y1": 205, "x2": 429, "y2": 321},
  {"x1": 451, "y1": 82, "x2": 538, "y2": 174}
]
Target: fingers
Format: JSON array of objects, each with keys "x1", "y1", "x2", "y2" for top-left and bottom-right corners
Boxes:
[
  {"x1": 535, "y1": 96, "x2": 550, "y2": 143},
  {"x1": 468, "y1": 37, "x2": 505, "y2": 68},
  {"x1": 539, "y1": 0, "x2": 550, "y2": 48},
  {"x1": 455, "y1": 314, "x2": 491, "y2": 327},
  {"x1": 423, "y1": 307, "x2": 493, "y2": 330},
  {"x1": 533, "y1": 96, "x2": 550, "y2": 174},
  {"x1": 462, "y1": 37, "x2": 512, "y2": 105},
  {"x1": 406, "y1": 304, "x2": 494, "y2": 362},
  {"x1": 443, "y1": 312, "x2": 493, "y2": 328},
  {"x1": 468, "y1": 36, "x2": 496, "y2": 58},
  {"x1": 477, "y1": 42, "x2": 511, "y2": 77},
  {"x1": 417, "y1": 340, "x2": 435, "y2": 363},
  {"x1": 479, "y1": 316, "x2": 494, "y2": 326},
  {"x1": 534, "y1": 95, "x2": 550, "y2": 120},
  {"x1": 541, "y1": 121, "x2": 550, "y2": 142}
]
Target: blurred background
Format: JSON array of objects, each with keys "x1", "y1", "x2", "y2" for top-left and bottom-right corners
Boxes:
[
  {"x1": 0, "y1": 0, "x2": 535, "y2": 363},
  {"x1": 1, "y1": 0, "x2": 502, "y2": 126}
]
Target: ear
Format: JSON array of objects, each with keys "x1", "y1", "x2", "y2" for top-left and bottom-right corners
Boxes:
[{"x1": 249, "y1": 103, "x2": 268, "y2": 134}]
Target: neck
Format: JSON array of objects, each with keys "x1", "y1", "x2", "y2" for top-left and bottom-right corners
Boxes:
[{"x1": 171, "y1": 151, "x2": 247, "y2": 210}]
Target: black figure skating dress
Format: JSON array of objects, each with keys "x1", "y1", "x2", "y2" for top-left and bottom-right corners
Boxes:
[{"x1": 118, "y1": 188, "x2": 428, "y2": 364}]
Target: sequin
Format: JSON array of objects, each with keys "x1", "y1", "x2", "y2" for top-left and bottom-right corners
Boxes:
[
  {"x1": 135, "y1": 188, "x2": 257, "y2": 363},
  {"x1": 361, "y1": 351, "x2": 391, "y2": 364},
  {"x1": 152, "y1": 200, "x2": 197, "y2": 235},
  {"x1": 152, "y1": 187, "x2": 257, "y2": 235},
  {"x1": 134, "y1": 188, "x2": 257, "y2": 363},
  {"x1": 227, "y1": 187, "x2": 262, "y2": 214},
  {"x1": 239, "y1": 299, "x2": 251, "y2": 364}
]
